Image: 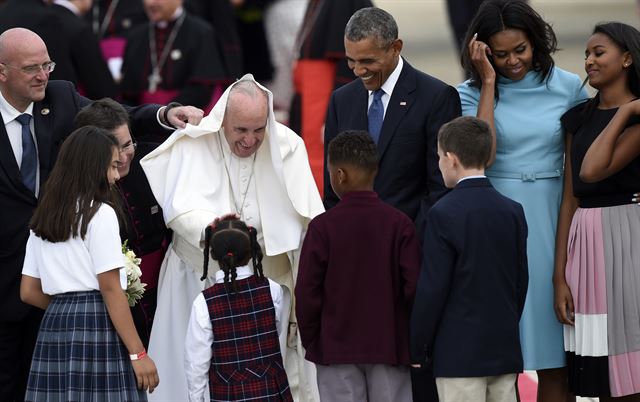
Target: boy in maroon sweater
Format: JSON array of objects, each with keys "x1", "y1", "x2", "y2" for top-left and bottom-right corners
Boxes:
[{"x1": 295, "y1": 130, "x2": 420, "y2": 402}]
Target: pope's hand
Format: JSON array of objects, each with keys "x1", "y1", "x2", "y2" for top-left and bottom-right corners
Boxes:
[{"x1": 208, "y1": 213, "x2": 241, "y2": 229}]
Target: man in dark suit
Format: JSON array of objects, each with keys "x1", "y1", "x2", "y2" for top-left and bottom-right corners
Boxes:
[
  {"x1": 323, "y1": 7, "x2": 461, "y2": 238},
  {"x1": 50, "y1": 0, "x2": 118, "y2": 99},
  {"x1": 0, "y1": 0, "x2": 74, "y2": 82},
  {"x1": 0, "y1": 27, "x2": 202, "y2": 401},
  {"x1": 322, "y1": 8, "x2": 460, "y2": 400},
  {"x1": 410, "y1": 116, "x2": 528, "y2": 402}
]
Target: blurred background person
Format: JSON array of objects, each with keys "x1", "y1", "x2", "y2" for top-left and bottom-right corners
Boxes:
[
  {"x1": 289, "y1": 0, "x2": 373, "y2": 193},
  {"x1": 119, "y1": 0, "x2": 225, "y2": 110},
  {"x1": 184, "y1": 0, "x2": 243, "y2": 85},
  {"x1": 86, "y1": 0, "x2": 148, "y2": 81},
  {"x1": 51, "y1": 0, "x2": 118, "y2": 99},
  {"x1": 262, "y1": 0, "x2": 308, "y2": 122}
]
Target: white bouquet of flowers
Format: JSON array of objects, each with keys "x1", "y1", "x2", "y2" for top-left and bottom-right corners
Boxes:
[{"x1": 122, "y1": 241, "x2": 146, "y2": 307}]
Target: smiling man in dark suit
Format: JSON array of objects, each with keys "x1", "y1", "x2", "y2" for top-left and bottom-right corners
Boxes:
[
  {"x1": 322, "y1": 7, "x2": 460, "y2": 401},
  {"x1": 0, "y1": 27, "x2": 203, "y2": 401},
  {"x1": 323, "y1": 7, "x2": 461, "y2": 238}
]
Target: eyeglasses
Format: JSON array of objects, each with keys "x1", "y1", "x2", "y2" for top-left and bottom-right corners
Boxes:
[
  {"x1": 119, "y1": 141, "x2": 137, "y2": 154},
  {"x1": 0, "y1": 61, "x2": 56, "y2": 75}
]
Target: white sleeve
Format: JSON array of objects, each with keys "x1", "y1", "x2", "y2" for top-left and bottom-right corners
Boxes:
[
  {"x1": 268, "y1": 279, "x2": 284, "y2": 335},
  {"x1": 21, "y1": 232, "x2": 41, "y2": 278},
  {"x1": 185, "y1": 293, "x2": 213, "y2": 402},
  {"x1": 87, "y1": 205, "x2": 124, "y2": 275}
]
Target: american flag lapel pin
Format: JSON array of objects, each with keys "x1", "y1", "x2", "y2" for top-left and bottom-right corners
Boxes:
[{"x1": 400, "y1": 101, "x2": 407, "y2": 106}]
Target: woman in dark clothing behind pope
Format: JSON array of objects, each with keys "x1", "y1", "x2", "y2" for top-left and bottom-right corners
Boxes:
[{"x1": 74, "y1": 98, "x2": 172, "y2": 348}]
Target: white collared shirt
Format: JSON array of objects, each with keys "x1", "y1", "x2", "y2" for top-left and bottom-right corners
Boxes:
[
  {"x1": 367, "y1": 56, "x2": 404, "y2": 119},
  {"x1": 0, "y1": 90, "x2": 40, "y2": 195},
  {"x1": 53, "y1": 0, "x2": 80, "y2": 16},
  {"x1": 184, "y1": 265, "x2": 284, "y2": 401},
  {"x1": 457, "y1": 174, "x2": 487, "y2": 184}
]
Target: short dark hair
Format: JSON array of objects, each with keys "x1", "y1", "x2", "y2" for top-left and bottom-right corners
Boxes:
[
  {"x1": 345, "y1": 7, "x2": 398, "y2": 49},
  {"x1": 74, "y1": 98, "x2": 129, "y2": 131},
  {"x1": 327, "y1": 130, "x2": 378, "y2": 175},
  {"x1": 438, "y1": 117, "x2": 492, "y2": 169},
  {"x1": 461, "y1": 0, "x2": 557, "y2": 96}
]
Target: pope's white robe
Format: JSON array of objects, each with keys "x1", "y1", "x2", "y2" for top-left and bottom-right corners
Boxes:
[{"x1": 141, "y1": 75, "x2": 324, "y2": 402}]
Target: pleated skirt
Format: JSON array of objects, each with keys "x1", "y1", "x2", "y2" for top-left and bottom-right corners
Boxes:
[
  {"x1": 25, "y1": 290, "x2": 146, "y2": 402},
  {"x1": 563, "y1": 204, "x2": 640, "y2": 397}
]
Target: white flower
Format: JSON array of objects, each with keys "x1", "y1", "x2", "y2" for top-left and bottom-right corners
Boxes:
[{"x1": 122, "y1": 241, "x2": 146, "y2": 307}]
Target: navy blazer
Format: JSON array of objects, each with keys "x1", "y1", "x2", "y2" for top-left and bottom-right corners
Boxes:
[
  {"x1": 323, "y1": 59, "x2": 461, "y2": 236},
  {"x1": 0, "y1": 80, "x2": 163, "y2": 322},
  {"x1": 410, "y1": 178, "x2": 528, "y2": 377}
]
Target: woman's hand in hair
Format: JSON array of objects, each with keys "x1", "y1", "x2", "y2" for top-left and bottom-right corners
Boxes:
[{"x1": 468, "y1": 33, "x2": 496, "y2": 85}]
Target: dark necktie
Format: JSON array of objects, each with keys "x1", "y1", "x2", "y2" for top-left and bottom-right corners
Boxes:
[
  {"x1": 16, "y1": 114, "x2": 37, "y2": 194},
  {"x1": 368, "y1": 89, "x2": 384, "y2": 144}
]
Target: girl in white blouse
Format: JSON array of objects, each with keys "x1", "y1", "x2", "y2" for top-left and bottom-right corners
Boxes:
[{"x1": 20, "y1": 126, "x2": 158, "y2": 401}]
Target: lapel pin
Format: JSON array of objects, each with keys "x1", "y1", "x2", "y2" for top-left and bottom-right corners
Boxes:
[
  {"x1": 400, "y1": 101, "x2": 407, "y2": 106},
  {"x1": 171, "y1": 49, "x2": 182, "y2": 61},
  {"x1": 41, "y1": 108, "x2": 50, "y2": 115}
]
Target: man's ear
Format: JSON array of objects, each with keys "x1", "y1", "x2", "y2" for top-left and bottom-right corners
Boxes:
[{"x1": 337, "y1": 167, "x2": 347, "y2": 184}]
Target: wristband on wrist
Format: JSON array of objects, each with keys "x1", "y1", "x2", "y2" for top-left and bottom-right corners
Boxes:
[
  {"x1": 163, "y1": 102, "x2": 183, "y2": 127},
  {"x1": 129, "y1": 349, "x2": 147, "y2": 361}
]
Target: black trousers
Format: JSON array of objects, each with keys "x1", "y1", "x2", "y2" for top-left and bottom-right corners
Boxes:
[
  {"x1": 411, "y1": 364, "x2": 440, "y2": 401},
  {"x1": 0, "y1": 308, "x2": 43, "y2": 402}
]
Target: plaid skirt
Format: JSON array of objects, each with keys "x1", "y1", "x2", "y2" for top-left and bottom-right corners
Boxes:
[{"x1": 25, "y1": 290, "x2": 146, "y2": 402}]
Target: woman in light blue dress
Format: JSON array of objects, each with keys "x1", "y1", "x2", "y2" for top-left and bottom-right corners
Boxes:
[{"x1": 457, "y1": 0, "x2": 588, "y2": 400}]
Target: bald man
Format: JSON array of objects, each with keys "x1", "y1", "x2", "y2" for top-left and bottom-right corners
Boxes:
[{"x1": 0, "y1": 27, "x2": 202, "y2": 401}]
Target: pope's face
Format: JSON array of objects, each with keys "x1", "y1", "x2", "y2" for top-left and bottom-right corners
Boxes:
[{"x1": 222, "y1": 92, "x2": 268, "y2": 158}]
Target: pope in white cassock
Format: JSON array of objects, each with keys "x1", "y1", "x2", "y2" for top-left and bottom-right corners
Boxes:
[{"x1": 141, "y1": 75, "x2": 324, "y2": 402}]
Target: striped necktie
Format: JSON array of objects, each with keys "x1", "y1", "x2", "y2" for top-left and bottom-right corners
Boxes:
[
  {"x1": 16, "y1": 113, "x2": 37, "y2": 194},
  {"x1": 368, "y1": 89, "x2": 384, "y2": 143}
]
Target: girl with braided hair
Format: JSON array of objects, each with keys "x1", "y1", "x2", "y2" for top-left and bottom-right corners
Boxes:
[{"x1": 184, "y1": 218, "x2": 292, "y2": 401}]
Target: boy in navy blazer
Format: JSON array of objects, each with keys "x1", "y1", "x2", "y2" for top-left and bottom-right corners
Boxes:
[
  {"x1": 411, "y1": 116, "x2": 528, "y2": 402},
  {"x1": 296, "y1": 130, "x2": 420, "y2": 402}
]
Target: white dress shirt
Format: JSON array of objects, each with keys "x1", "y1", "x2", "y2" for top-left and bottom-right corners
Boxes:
[
  {"x1": 183, "y1": 266, "x2": 284, "y2": 402},
  {"x1": 367, "y1": 56, "x2": 404, "y2": 119},
  {"x1": 0, "y1": 90, "x2": 40, "y2": 195},
  {"x1": 22, "y1": 204, "x2": 127, "y2": 294}
]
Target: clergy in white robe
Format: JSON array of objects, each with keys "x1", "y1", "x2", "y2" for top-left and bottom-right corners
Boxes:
[{"x1": 141, "y1": 74, "x2": 323, "y2": 402}]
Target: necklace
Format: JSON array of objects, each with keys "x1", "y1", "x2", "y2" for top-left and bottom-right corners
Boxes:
[
  {"x1": 147, "y1": 12, "x2": 186, "y2": 93},
  {"x1": 92, "y1": 0, "x2": 120, "y2": 38},
  {"x1": 217, "y1": 135, "x2": 257, "y2": 217}
]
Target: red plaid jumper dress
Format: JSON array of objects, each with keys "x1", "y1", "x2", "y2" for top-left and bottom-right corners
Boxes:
[{"x1": 204, "y1": 275, "x2": 293, "y2": 401}]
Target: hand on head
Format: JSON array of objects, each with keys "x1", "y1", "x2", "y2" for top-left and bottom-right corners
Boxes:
[
  {"x1": 468, "y1": 33, "x2": 496, "y2": 84},
  {"x1": 166, "y1": 105, "x2": 204, "y2": 128},
  {"x1": 209, "y1": 213, "x2": 241, "y2": 230}
]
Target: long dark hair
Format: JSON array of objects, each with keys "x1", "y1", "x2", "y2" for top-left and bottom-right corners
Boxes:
[
  {"x1": 202, "y1": 218, "x2": 264, "y2": 293},
  {"x1": 461, "y1": 0, "x2": 557, "y2": 98},
  {"x1": 30, "y1": 126, "x2": 120, "y2": 242}
]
